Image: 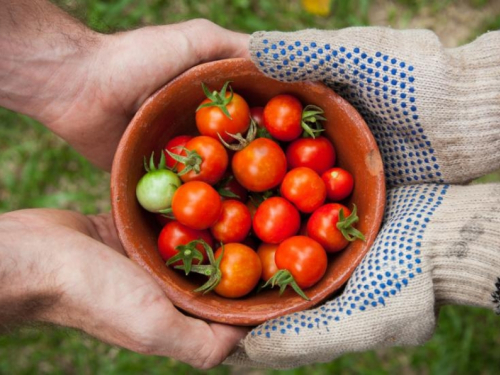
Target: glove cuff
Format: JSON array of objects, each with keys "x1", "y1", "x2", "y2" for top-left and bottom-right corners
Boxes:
[{"x1": 423, "y1": 183, "x2": 500, "y2": 313}]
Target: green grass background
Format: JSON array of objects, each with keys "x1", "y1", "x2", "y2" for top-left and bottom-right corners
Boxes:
[{"x1": 1, "y1": 0, "x2": 500, "y2": 373}]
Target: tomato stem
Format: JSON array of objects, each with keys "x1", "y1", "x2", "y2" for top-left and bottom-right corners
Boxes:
[
  {"x1": 196, "y1": 81, "x2": 234, "y2": 119},
  {"x1": 165, "y1": 147, "x2": 203, "y2": 176},
  {"x1": 301, "y1": 104, "x2": 326, "y2": 138},
  {"x1": 217, "y1": 119, "x2": 257, "y2": 151},
  {"x1": 166, "y1": 239, "x2": 205, "y2": 275},
  {"x1": 263, "y1": 269, "x2": 310, "y2": 300},
  {"x1": 336, "y1": 204, "x2": 366, "y2": 242}
]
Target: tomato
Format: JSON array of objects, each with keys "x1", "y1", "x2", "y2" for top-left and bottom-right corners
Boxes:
[
  {"x1": 232, "y1": 138, "x2": 287, "y2": 192},
  {"x1": 173, "y1": 136, "x2": 228, "y2": 185},
  {"x1": 196, "y1": 82, "x2": 250, "y2": 143},
  {"x1": 213, "y1": 243, "x2": 262, "y2": 298},
  {"x1": 136, "y1": 153, "x2": 182, "y2": 213},
  {"x1": 253, "y1": 197, "x2": 300, "y2": 244},
  {"x1": 306, "y1": 203, "x2": 353, "y2": 252},
  {"x1": 263, "y1": 94, "x2": 303, "y2": 141},
  {"x1": 210, "y1": 200, "x2": 252, "y2": 243},
  {"x1": 322, "y1": 167, "x2": 354, "y2": 201},
  {"x1": 164, "y1": 135, "x2": 192, "y2": 170},
  {"x1": 257, "y1": 243, "x2": 279, "y2": 282},
  {"x1": 250, "y1": 107, "x2": 265, "y2": 127},
  {"x1": 280, "y1": 167, "x2": 326, "y2": 213},
  {"x1": 216, "y1": 173, "x2": 248, "y2": 202},
  {"x1": 286, "y1": 136, "x2": 336, "y2": 175},
  {"x1": 275, "y1": 236, "x2": 327, "y2": 289},
  {"x1": 172, "y1": 181, "x2": 222, "y2": 230},
  {"x1": 158, "y1": 221, "x2": 213, "y2": 266}
]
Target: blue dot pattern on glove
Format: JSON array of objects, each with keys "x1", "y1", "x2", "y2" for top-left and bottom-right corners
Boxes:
[
  {"x1": 251, "y1": 184, "x2": 449, "y2": 338},
  {"x1": 255, "y1": 40, "x2": 444, "y2": 187}
]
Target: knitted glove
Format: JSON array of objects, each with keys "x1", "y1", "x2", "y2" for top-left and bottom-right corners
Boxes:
[{"x1": 225, "y1": 28, "x2": 500, "y2": 369}]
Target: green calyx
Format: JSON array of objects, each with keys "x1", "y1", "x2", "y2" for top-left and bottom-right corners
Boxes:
[
  {"x1": 143, "y1": 151, "x2": 167, "y2": 172},
  {"x1": 217, "y1": 119, "x2": 257, "y2": 151},
  {"x1": 215, "y1": 175, "x2": 240, "y2": 199},
  {"x1": 166, "y1": 239, "x2": 205, "y2": 275},
  {"x1": 262, "y1": 269, "x2": 310, "y2": 301},
  {"x1": 301, "y1": 104, "x2": 326, "y2": 138},
  {"x1": 336, "y1": 204, "x2": 366, "y2": 242},
  {"x1": 175, "y1": 241, "x2": 224, "y2": 294},
  {"x1": 165, "y1": 147, "x2": 202, "y2": 176},
  {"x1": 196, "y1": 81, "x2": 234, "y2": 119}
]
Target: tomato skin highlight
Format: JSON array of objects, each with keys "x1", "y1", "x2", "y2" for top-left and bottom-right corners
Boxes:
[
  {"x1": 196, "y1": 92, "x2": 250, "y2": 143},
  {"x1": 157, "y1": 221, "x2": 212, "y2": 266},
  {"x1": 307, "y1": 203, "x2": 351, "y2": 252},
  {"x1": 257, "y1": 243, "x2": 279, "y2": 282},
  {"x1": 263, "y1": 94, "x2": 303, "y2": 141},
  {"x1": 164, "y1": 135, "x2": 192, "y2": 169},
  {"x1": 172, "y1": 181, "x2": 222, "y2": 230},
  {"x1": 253, "y1": 197, "x2": 301, "y2": 244},
  {"x1": 210, "y1": 200, "x2": 252, "y2": 243},
  {"x1": 275, "y1": 236, "x2": 327, "y2": 289},
  {"x1": 286, "y1": 136, "x2": 336, "y2": 175},
  {"x1": 232, "y1": 138, "x2": 287, "y2": 192},
  {"x1": 213, "y1": 243, "x2": 262, "y2": 298},
  {"x1": 177, "y1": 136, "x2": 228, "y2": 185},
  {"x1": 280, "y1": 167, "x2": 327, "y2": 213},
  {"x1": 321, "y1": 167, "x2": 354, "y2": 201}
]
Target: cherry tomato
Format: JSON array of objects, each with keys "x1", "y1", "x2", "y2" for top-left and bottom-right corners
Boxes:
[
  {"x1": 275, "y1": 236, "x2": 327, "y2": 289},
  {"x1": 307, "y1": 203, "x2": 351, "y2": 252},
  {"x1": 232, "y1": 138, "x2": 287, "y2": 192},
  {"x1": 263, "y1": 94, "x2": 303, "y2": 141},
  {"x1": 322, "y1": 167, "x2": 354, "y2": 201},
  {"x1": 216, "y1": 173, "x2": 248, "y2": 202},
  {"x1": 286, "y1": 136, "x2": 336, "y2": 175},
  {"x1": 253, "y1": 197, "x2": 300, "y2": 244},
  {"x1": 213, "y1": 243, "x2": 262, "y2": 298},
  {"x1": 172, "y1": 181, "x2": 222, "y2": 230},
  {"x1": 176, "y1": 136, "x2": 228, "y2": 185},
  {"x1": 164, "y1": 135, "x2": 192, "y2": 169},
  {"x1": 157, "y1": 221, "x2": 213, "y2": 266},
  {"x1": 210, "y1": 200, "x2": 252, "y2": 243},
  {"x1": 280, "y1": 167, "x2": 326, "y2": 213},
  {"x1": 196, "y1": 88, "x2": 250, "y2": 143},
  {"x1": 250, "y1": 107, "x2": 265, "y2": 127},
  {"x1": 257, "y1": 243, "x2": 279, "y2": 282}
]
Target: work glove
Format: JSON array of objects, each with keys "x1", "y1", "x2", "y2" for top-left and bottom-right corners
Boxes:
[{"x1": 226, "y1": 27, "x2": 500, "y2": 369}]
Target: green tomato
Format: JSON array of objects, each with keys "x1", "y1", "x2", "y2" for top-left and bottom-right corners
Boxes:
[{"x1": 136, "y1": 168, "x2": 181, "y2": 213}]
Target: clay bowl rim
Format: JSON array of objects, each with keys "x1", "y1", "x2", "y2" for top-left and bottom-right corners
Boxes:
[{"x1": 111, "y1": 58, "x2": 386, "y2": 326}]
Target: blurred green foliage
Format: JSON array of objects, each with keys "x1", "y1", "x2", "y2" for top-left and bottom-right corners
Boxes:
[{"x1": 1, "y1": 0, "x2": 500, "y2": 374}]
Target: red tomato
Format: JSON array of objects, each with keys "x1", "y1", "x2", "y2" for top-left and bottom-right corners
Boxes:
[
  {"x1": 216, "y1": 173, "x2": 248, "y2": 202},
  {"x1": 196, "y1": 90, "x2": 250, "y2": 143},
  {"x1": 172, "y1": 181, "x2": 222, "y2": 230},
  {"x1": 164, "y1": 135, "x2": 192, "y2": 169},
  {"x1": 286, "y1": 136, "x2": 336, "y2": 175},
  {"x1": 250, "y1": 107, "x2": 265, "y2": 127},
  {"x1": 280, "y1": 167, "x2": 326, "y2": 213},
  {"x1": 322, "y1": 167, "x2": 354, "y2": 201},
  {"x1": 275, "y1": 236, "x2": 327, "y2": 289},
  {"x1": 213, "y1": 243, "x2": 262, "y2": 298},
  {"x1": 176, "y1": 136, "x2": 228, "y2": 185},
  {"x1": 263, "y1": 94, "x2": 303, "y2": 141},
  {"x1": 253, "y1": 197, "x2": 300, "y2": 244},
  {"x1": 210, "y1": 200, "x2": 252, "y2": 243},
  {"x1": 307, "y1": 203, "x2": 351, "y2": 252},
  {"x1": 157, "y1": 221, "x2": 213, "y2": 265},
  {"x1": 232, "y1": 138, "x2": 287, "y2": 192},
  {"x1": 257, "y1": 243, "x2": 279, "y2": 282}
]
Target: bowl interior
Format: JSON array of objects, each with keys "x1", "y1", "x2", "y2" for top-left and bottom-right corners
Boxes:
[{"x1": 111, "y1": 58, "x2": 385, "y2": 326}]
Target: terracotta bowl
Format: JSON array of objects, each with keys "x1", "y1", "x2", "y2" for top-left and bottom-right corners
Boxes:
[{"x1": 111, "y1": 58, "x2": 385, "y2": 326}]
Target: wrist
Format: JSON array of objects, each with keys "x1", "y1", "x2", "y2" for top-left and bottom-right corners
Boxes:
[{"x1": 0, "y1": 211, "x2": 63, "y2": 327}]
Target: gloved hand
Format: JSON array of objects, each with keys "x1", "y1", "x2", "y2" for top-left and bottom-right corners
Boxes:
[{"x1": 226, "y1": 27, "x2": 500, "y2": 369}]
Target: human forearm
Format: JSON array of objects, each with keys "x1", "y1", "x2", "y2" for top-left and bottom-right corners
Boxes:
[{"x1": 0, "y1": 0, "x2": 102, "y2": 124}]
